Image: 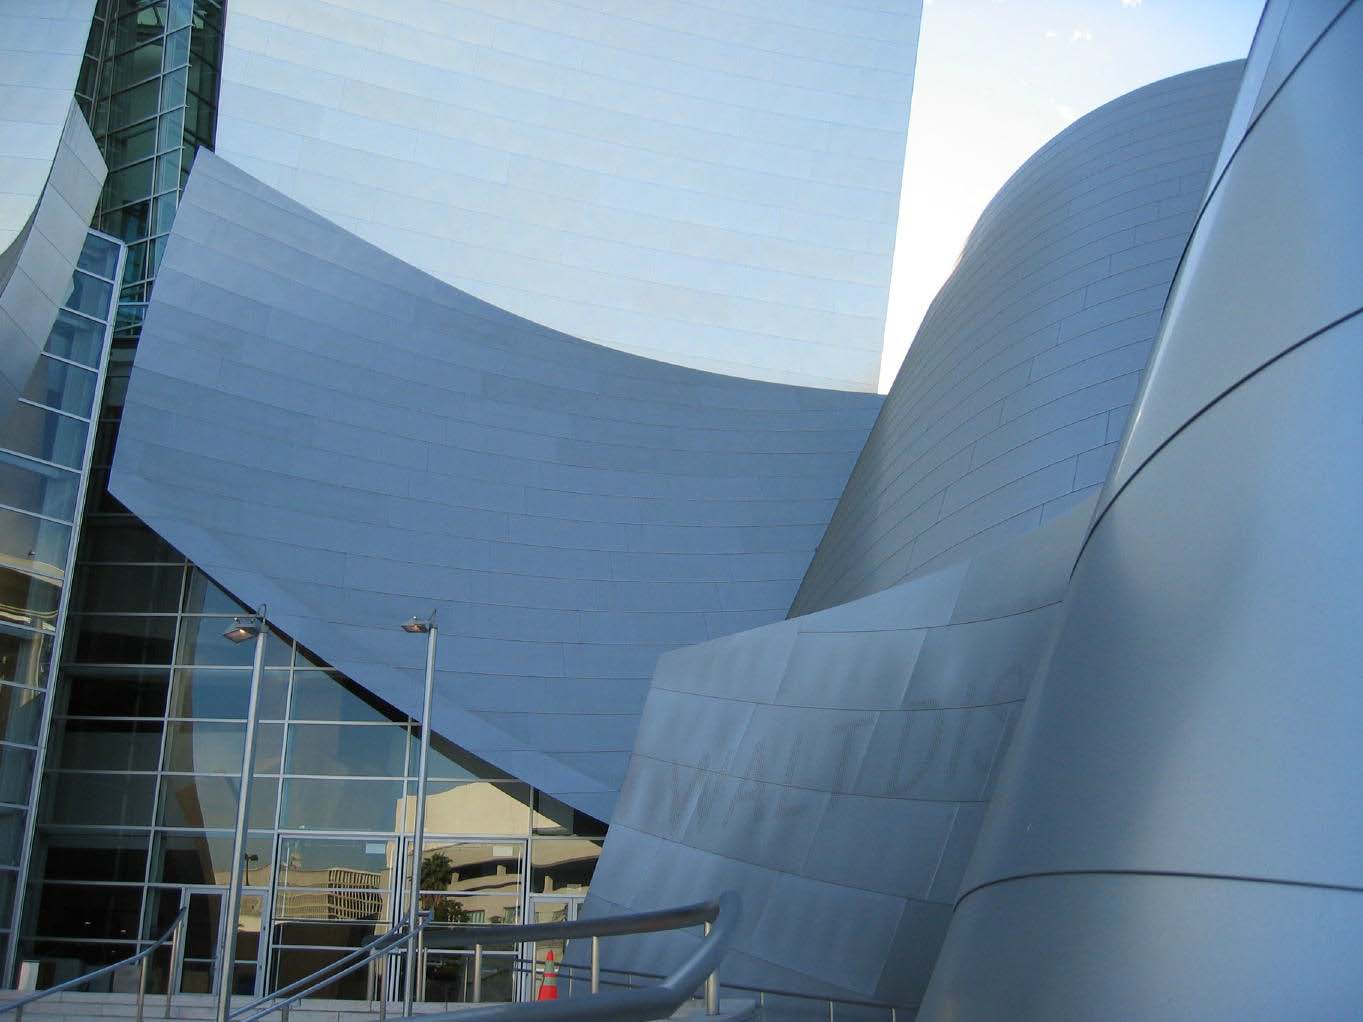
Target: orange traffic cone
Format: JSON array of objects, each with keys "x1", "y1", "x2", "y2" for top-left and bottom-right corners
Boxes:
[{"x1": 537, "y1": 950, "x2": 559, "y2": 1000}]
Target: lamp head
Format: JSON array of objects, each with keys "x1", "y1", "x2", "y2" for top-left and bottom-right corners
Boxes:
[
  {"x1": 401, "y1": 616, "x2": 431, "y2": 634},
  {"x1": 223, "y1": 617, "x2": 261, "y2": 643}
]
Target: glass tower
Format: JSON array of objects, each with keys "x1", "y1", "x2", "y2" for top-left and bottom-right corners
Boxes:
[{"x1": 13, "y1": 0, "x2": 606, "y2": 1000}]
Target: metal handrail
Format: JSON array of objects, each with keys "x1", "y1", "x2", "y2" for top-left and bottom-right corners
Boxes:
[
  {"x1": 1, "y1": 906, "x2": 188, "y2": 1022},
  {"x1": 232, "y1": 910, "x2": 431, "y2": 1022},
  {"x1": 414, "y1": 890, "x2": 739, "y2": 1022}
]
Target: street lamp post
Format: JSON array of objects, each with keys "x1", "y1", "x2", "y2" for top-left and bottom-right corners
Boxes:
[
  {"x1": 401, "y1": 611, "x2": 437, "y2": 1016},
  {"x1": 216, "y1": 610, "x2": 268, "y2": 1022}
]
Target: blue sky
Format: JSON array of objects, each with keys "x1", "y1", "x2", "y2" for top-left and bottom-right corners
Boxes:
[{"x1": 881, "y1": 0, "x2": 1264, "y2": 390}]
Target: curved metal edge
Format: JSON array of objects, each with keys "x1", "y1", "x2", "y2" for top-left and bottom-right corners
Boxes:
[
  {"x1": 423, "y1": 898, "x2": 722, "y2": 950},
  {"x1": 0, "y1": 907, "x2": 188, "y2": 1015},
  {"x1": 416, "y1": 891, "x2": 740, "y2": 1022}
]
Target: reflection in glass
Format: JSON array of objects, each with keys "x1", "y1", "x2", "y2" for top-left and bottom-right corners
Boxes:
[
  {"x1": 0, "y1": 450, "x2": 79, "y2": 520},
  {"x1": 0, "y1": 746, "x2": 35, "y2": 803},
  {"x1": 45, "y1": 772, "x2": 155, "y2": 826},
  {"x1": 44, "y1": 309, "x2": 107, "y2": 366},
  {"x1": 0, "y1": 625, "x2": 51, "y2": 687},
  {"x1": 66, "y1": 614, "x2": 176, "y2": 665},
  {"x1": 150, "y1": 832, "x2": 272, "y2": 886},
  {"x1": 56, "y1": 718, "x2": 162, "y2": 771},
  {"x1": 286, "y1": 723, "x2": 406, "y2": 777},
  {"x1": 419, "y1": 842, "x2": 522, "y2": 895},
  {"x1": 0, "y1": 509, "x2": 71, "y2": 582},
  {"x1": 63, "y1": 272, "x2": 114, "y2": 320},
  {"x1": 168, "y1": 667, "x2": 251, "y2": 718},
  {"x1": 22, "y1": 358, "x2": 97, "y2": 417},
  {"x1": 163, "y1": 720, "x2": 245, "y2": 773},
  {"x1": 410, "y1": 781, "x2": 532, "y2": 838},
  {"x1": 74, "y1": 562, "x2": 183, "y2": 613},
  {"x1": 180, "y1": 570, "x2": 246, "y2": 615},
  {"x1": 0, "y1": 683, "x2": 45, "y2": 746},
  {"x1": 289, "y1": 671, "x2": 390, "y2": 723},
  {"x1": 158, "y1": 774, "x2": 275, "y2": 831},
  {"x1": 278, "y1": 778, "x2": 403, "y2": 833},
  {"x1": 77, "y1": 234, "x2": 121, "y2": 279},
  {"x1": 3, "y1": 404, "x2": 87, "y2": 469},
  {"x1": 530, "y1": 839, "x2": 602, "y2": 895}
]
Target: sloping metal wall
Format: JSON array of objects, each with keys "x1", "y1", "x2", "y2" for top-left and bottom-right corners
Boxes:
[{"x1": 109, "y1": 152, "x2": 882, "y2": 819}]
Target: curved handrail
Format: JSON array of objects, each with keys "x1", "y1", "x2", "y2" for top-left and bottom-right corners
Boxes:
[
  {"x1": 232, "y1": 911, "x2": 431, "y2": 1022},
  {"x1": 0, "y1": 906, "x2": 188, "y2": 1017},
  {"x1": 415, "y1": 890, "x2": 740, "y2": 1022}
]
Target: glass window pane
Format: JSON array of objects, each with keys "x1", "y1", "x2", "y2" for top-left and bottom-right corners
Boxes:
[
  {"x1": 4, "y1": 402, "x2": 89, "y2": 468},
  {"x1": 289, "y1": 671, "x2": 391, "y2": 723},
  {"x1": 159, "y1": 65, "x2": 186, "y2": 109},
  {"x1": 73, "y1": 562, "x2": 183, "y2": 613},
  {"x1": 276, "y1": 837, "x2": 393, "y2": 883},
  {"x1": 104, "y1": 159, "x2": 155, "y2": 212},
  {"x1": 65, "y1": 614, "x2": 176, "y2": 665},
  {"x1": 77, "y1": 233, "x2": 121, "y2": 280},
  {"x1": 155, "y1": 152, "x2": 180, "y2": 194},
  {"x1": 106, "y1": 80, "x2": 159, "y2": 133},
  {"x1": 416, "y1": 781, "x2": 532, "y2": 838},
  {"x1": 163, "y1": 27, "x2": 189, "y2": 70},
  {"x1": 0, "y1": 808, "x2": 26, "y2": 865},
  {"x1": 64, "y1": 271, "x2": 115, "y2": 321},
  {"x1": 33, "y1": 883, "x2": 141, "y2": 939},
  {"x1": 424, "y1": 893, "x2": 520, "y2": 926},
  {"x1": 21, "y1": 356, "x2": 98, "y2": 417},
  {"x1": 105, "y1": 118, "x2": 158, "y2": 169},
  {"x1": 0, "y1": 565, "x2": 62, "y2": 623},
  {"x1": 77, "y1": 515, "x2": 180, "y2": 563},
  {"x1": 152, "y1": 193, "x2": 177, "y2": 235},
  {"x1": 279, "y1": 778, "x2": 404, "y2": 832},
  {"x1": 45, "y1": 309, "x2": 107, "y2": 366},
  {"x1": 180, "y1": 570, "x2": 246, "y2": 615},
  {"x1": 103, "y1": 200, "x2": 151, "y2": 245},
  {"x1": 157, "y1": 107, "x2": 184, "y2": 151},
  {"x1": 0, "y1": 449, "x2": 79, "y2": 519},
  {"x1": 0, "y1": 683, "x2": 44, "y2": 747},
  {"x1": 158, "y1": 774, "x2": 275, "y2": 830},
  {"x1": 151, "y1": 831, "x2": 271, "y2": 886},
  {"x1": 419, "y1": 842, "x2": 522, "y2": 895},
  {"x1": 167, "y1": 0, "x2": 192, "y2": 31},
  {"x1": 35, "y1": 828, "x2": 150, "y2": 882},
  {"x1": 0, "y1": 507, "x2": 71, "y2": 580},
  {"x1": 55, "y1": 718, "x2": 162, "y2": 771},
  {"x1": 529, "y1": 839, "x2": 601, "y2": 895},
  {"x1": 61, "y1": 667, "x2": 169, "y2": 717},
  {"x1": 0, "y1": 624, "x2": 51, "y2": 688},
  {"x1": 164, "y1": 720, "x2": 245, "y2": 773},
  {"x1": 254, "y1": 722, "x2": 284, "y2": 773},
  {"x1": 423, "y1": 733, "x2": 508, "y2": 781},
  {"x1": 286, "y1": 723, "x2": 406, "y2": 777},
  {"x1": 44, "y1": 772, "x2": 155, "y2": 826},
  {"x1": 168, "y1": 667, "x2": 249, "y2": 718},
  {"x1": 532, "y1": 792, "x2": 608, "y2": 838},
  {"x1": 0, "y1": 745, "x2": 36, "y2": 803}
]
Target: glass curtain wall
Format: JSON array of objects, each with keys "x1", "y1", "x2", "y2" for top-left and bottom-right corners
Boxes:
[
  {"x1": 0, "y1": 233, "x2": 124, "y2": 963},
  {"x1": 75, "y1": 0, "x2": 224, "y2": 347},
  {"x1": 22, "y1": 555, "x2": 605, "y2": 999}
]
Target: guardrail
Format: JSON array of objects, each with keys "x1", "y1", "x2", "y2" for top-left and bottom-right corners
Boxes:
[
  {"x1": 414, "y1": 891, "x2": 738, "y2": 1022},
  {"x1": 0, "y1": 907, "x2": 188, "y2": 1022},
  {"x1": 231, "y1": 911, "x2": 431, "y2": 1022}
]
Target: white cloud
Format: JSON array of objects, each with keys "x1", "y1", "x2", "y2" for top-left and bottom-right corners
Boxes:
[
  {"x1": 1054, "y1": 102, "x2": 1078, "y2": 123},
  {"x1": 1045, "y1": 28, "x2": 1059, "y2": 38},
  {"x1": 1121, "y1": 0, "x2": 1143, "y2": 7},
  {"x1": 1071, "y1": 27, "x2": 1094, "y2": 42}
]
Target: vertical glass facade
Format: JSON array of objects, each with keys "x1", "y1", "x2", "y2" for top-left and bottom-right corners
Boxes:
[
  {"x1": 15, "y1": 1, "x2": 608, "y2": 1001},
  {"x1": 76, "y1": 0, "x2": 224, "y2": 347},
  {"x1": 0, "y1": 232, "x2": 123, "y2": 960}
]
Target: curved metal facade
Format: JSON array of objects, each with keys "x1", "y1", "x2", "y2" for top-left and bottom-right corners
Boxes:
[
  {"x1": 587, "y1": 499, "x2": 1092, "y2": 1010},
  {"x1": 0, "y1": 0, "x2": 105, "y2": 420},
  {"x1": 922, "y1": 3, "x2": 1363, "y2": 1017},
  {"x1": 792, "y1": 62, "x2": 1243, "y2": 615},
  {"x1": 109, "y1": 151, "x2": 882, "y2": 820},
  {"x1": 211, "y1": 0, "x2": 919, "y2": 391}
]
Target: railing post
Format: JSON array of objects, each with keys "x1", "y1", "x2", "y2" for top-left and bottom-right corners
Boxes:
[
  {"x1": 590, "y1": 936, "x2": 600, "y2": 994},
  {"x1": 703, "y1": 921, "x2": 719, "y2": 1016},
  {"x1": 472, "y1": 944, "x2": 482, "y2": 1004},
  {"x1": 136, "y1": 954, "x2": 148, "y2": 1022},
  {"x1": 167, "y1": 909, "x2": 183, "y2": 1018}
]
